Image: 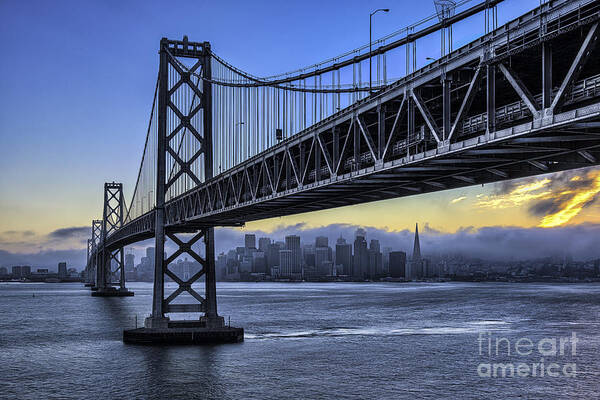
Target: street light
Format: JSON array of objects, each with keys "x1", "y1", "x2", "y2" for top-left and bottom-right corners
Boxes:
[{"x1": 370, "y1": 8, "x2": 389, "y2": 94}]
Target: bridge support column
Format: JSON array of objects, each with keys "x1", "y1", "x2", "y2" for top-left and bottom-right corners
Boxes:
[
  {"x1": 92, "y1": 183, "x2": 134, "y2": 297},
  {"x1": 127, "y1": 37, "x2": 242, "y2": 344}
]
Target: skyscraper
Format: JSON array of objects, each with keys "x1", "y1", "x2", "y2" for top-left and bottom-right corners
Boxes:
[
  {"x1": 285, "y1": 235, "x2": 302, "y2": 275},
  {"x1": 369, "y1": 239, "x2": 382, "y2": 278},
  {"x1": 279, "y1": 249, "x2": 293, "y2": 277},
  {"x1": 335, "y1": 236, "x2": 352, "y2": 276},
  {"x1": 353, "y1": 229, "x2": 368, "y2": 279},
  {"x1": 258, "y1": 237, "x2": 271, "y2": 252},
  {"x1": 245, "y1": 234, "x2": 256, "y2": 250},
  {"x1": 315, "y1": 236, "x2": 328, "y2": 248},
  {"x1": 58, "y1": 262, "x2": 67, "y2": 278},
  {"x1": 125, "y1": 253, "x2": 135, "y2": 272},
  {"x1": 389, "y1": 251, "x2": 407, "y2": 278},
  {"x1": 408, "y1": 223, "x2": 423, "y2": 280},
  {"x1": 315, "y1": 246, "x2": 330, "y2": 276}
]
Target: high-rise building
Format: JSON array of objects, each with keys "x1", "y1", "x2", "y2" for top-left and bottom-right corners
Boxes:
[
  {"x1": 353, "y1": 229, "x2": 369, "y2": 279},
  {"x1": 0, "y1": 267, "x2": 7, "y2": 276},
  {"x1": 369, "y1": 240, "x2": 383, "y2": 278},
  {"x1": 315, "y1": 247, "x2": 330, "y2": 276},
  {"x1": 279, "y1": 249, "x2": 293, "y2": 277},
  {"x1": 216, "y1": 253, "x2": 227, "y2": 280},
  {"x1": 258, "y1": 237, "x2": 271, "y2": 252},
  {"x1": 245, "y1": 234, "x2": 256, "y2": 250},
  {"x1": 315, "y1": 236, "x2": 328, "y2": 248},
  {"x1": 389, "y1": 251, "x2": 407, "y2": 278},
  {"x1": 382, "y1": 246, "x2": 393, "y2": 273},
  {"x1": 408, "y1": 223, "x2": 423, "y2": 280},
  {"x1": 285, "y1": 235, "x2": 302, "y2": 274},
  {"x1": 266, "y1": 242, "x2": 281, "y2": 275},
  {"x1": 58, "y1": 262, "x2": 67, "y2": 278},
  {"x1": 252, "y1": 251, "x2": 267, "y2": 273},
  {"x1": 335, "y1": 236, "x2": 352, "y2": 276},
  {"x1": 125, "y1": 253, "x2": 135, "y2": 272}
]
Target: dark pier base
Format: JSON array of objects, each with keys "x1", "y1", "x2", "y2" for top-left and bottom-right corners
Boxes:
[
  {"x1": 91, "y1": 287, "x2": 134, "y2": 297},
  {"x1": 84, "y1": 283, "x2": 94, "y2": 287},
  {"x1": 123, "y1": 322, "x2": 244, "y2": 345}
]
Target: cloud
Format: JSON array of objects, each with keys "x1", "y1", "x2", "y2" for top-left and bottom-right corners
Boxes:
[
  {"x1": 212, "y1": 222, "x2": 600, "y2": 262},
  {"x1": 48, "y1": 226, "x2": 90, "y2": 239},
  {"x1": 2, "y1": 230, "x2": 35, "y2": 237},
  {"x1": 450, "y1": 196, "x2": 467, "y2": 204},
  {"x1": 0, "y1": 249, "x2": 86, "y2": 271},
  {"x1": 477, "y1": 167, "x2": 600, "y2": 227},
  {"x1": 3, "y1": 222, "x2": 600, "y2": 269}
]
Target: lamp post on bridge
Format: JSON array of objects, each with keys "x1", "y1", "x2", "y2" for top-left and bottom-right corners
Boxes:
[{"x1": 370, "y1": 8, "x2": 389, "y2": 95}]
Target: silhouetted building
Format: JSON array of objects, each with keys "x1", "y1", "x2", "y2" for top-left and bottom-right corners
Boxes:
[
  {"x1": 0, "y1": 267, "x2": 7, "y2": 276},
  {"x1": 353, "y1": 229, "x2": 369, "y2": 279},
  {"x1": 315, "y1": 236, "x2": 328, "y2": 248},
  {"x1": 382, "y1": 246, "x2": 392, "y2": 273},
  {"x1": 390, "y1": 251, "x2": 406, "y2": 278},
  {"x1": 245, "y1": 234, "x2": 256, "y2": 250},
  {"x1": 315, "y1": 246, "x2": 330, "y2": 276},
  {"x1": 12, "y1": 265, "x2": 31, "y2": 278},
  {"x1": 266, "y1": 242, "x2": 281, "y2": 275},
  {"x1": 407, "y1": 223, "x2": 423, "y2": 279},
  {"x1": 285, "y1": 235, "x2": 302, "y2": 274},
  {"x1": 216, "y1": 253, "x2": 227, "y2": 280},
  {"x1": 252, "y1": 251, "x2": 267, "y2": 273},
  {"x1": 58, "y1": 262, "x2": 67, "y2": 278},
  {"x1": 258, "y1": 237, "x2": 271, "y2": 252},
  {"x1": 335, "y1": 236, "x2": 352, "y2": 276},
  {"x1": 125, "y1": 253, "x2": 135, "y2": 272},
  {"x1": 279, "y1": 249, "x2": 293, "y2": 277},
  {"x1": 369, "y1": 239, "x2": 383, "y2": 278}
]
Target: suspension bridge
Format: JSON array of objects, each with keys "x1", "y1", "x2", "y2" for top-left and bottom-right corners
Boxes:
[{"x1": 84, "y1": 0, "x2": 600, "y2": 343}]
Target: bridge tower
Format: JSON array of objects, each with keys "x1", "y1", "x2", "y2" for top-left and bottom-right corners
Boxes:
[
  {"x1": 129, "y1": 37, "x2": 242, "y2": 343},
  {"x1": 83, "y1": 239, "x2": 95, "y2": 287},
  {"x1": 92, "y1": 182, "x2": 134, "y2": 297},
  {"x1": 89, "y1": 219, "x2": 102, "y2": 290}
]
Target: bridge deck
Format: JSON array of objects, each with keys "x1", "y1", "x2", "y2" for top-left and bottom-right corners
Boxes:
[{"x1": 103, "y1": 0, "x2": 600, "y2": 251}]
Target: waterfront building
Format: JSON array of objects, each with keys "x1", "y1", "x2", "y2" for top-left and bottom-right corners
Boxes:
[
  {"x1": 407, "y1": 223, "x2": 423, "y2": 280},
  {"x1": 58, "y1": 262, "x2": 67, "y2": 278},
  {"x1": 285, "y1": 235, "x2": 302, "y2": 274},
  {"x1": 353, "y1": 229, "x2": 369, "y2": 279},
  {"x1": 335, "y1": 236, "x2": 352, "y2": 276}
]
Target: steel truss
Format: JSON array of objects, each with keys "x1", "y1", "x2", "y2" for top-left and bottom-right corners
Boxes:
[
  {"x1": 96, "y1": 182, "x2": 129, "y2": 292},
  {"x1": 158, "y1": 2, "x2": 600, "y2": 227},
  {"x1": 145, "y1": 38, "x2": 223, "y2": 329},
  {"x1": 100, "y1": 0, "x2": 600, "y2": 251},
  {"x1": 91, "y1": 219, "x2": 102, "y2": 287}
]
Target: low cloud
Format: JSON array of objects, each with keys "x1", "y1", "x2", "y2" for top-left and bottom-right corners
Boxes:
[
  {"x1": 0, "y1": 249, "x2": 86, "y2": 271},
  {"x1": 3, "y1": 222, "x2": 600, "y2": 269},
  {"x1": 2, "y1": 230, "x2": 35, "y2": 237},
  {"x1": 48, "y1": 226, "x2": 90, "y2": 239}
]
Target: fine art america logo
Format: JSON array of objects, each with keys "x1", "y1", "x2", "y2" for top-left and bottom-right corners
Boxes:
[{"x1": 477, "y1": 332, "x2": 578, "y2": 378}]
